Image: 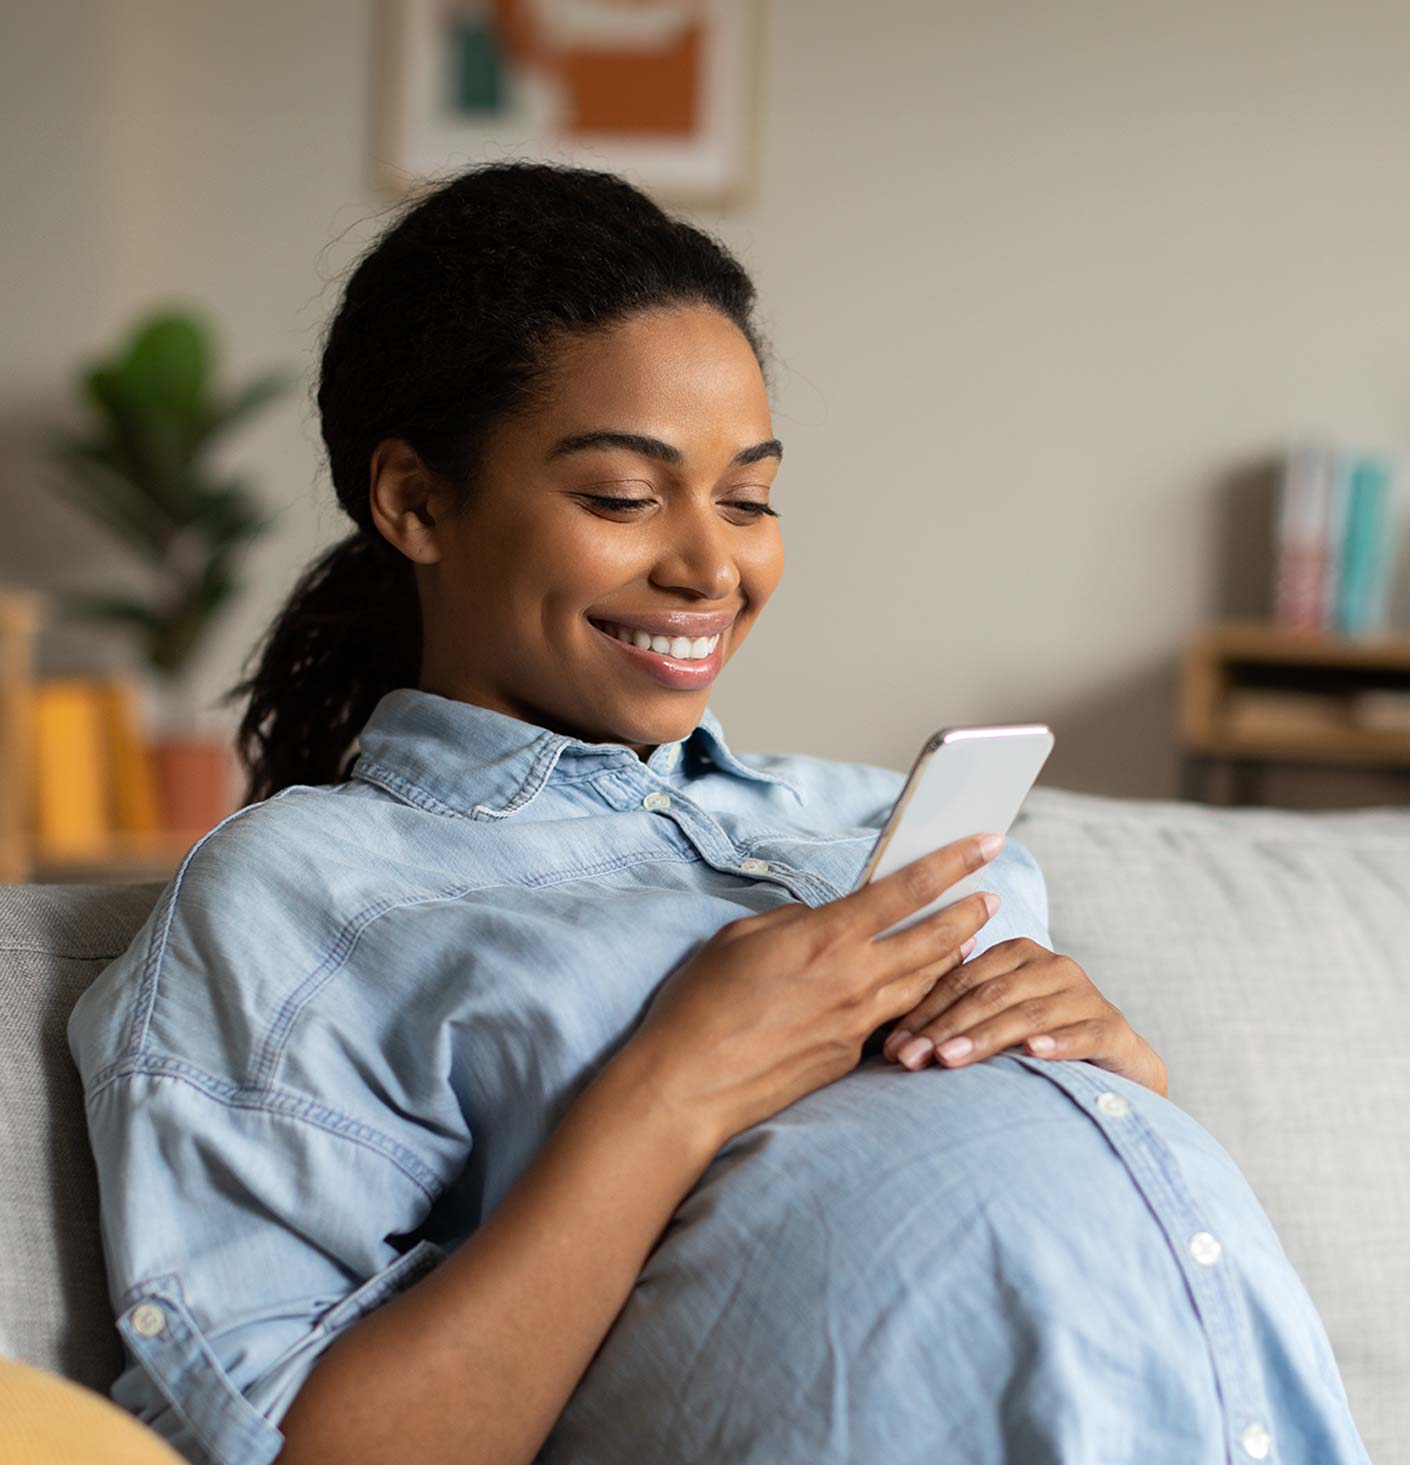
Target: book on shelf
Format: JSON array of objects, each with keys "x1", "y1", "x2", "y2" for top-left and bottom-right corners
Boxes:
[
  {"x1": 1272, "y1": 442, "x2": 1399, "y2": 636},
  {"x1": 31, "y1": 681, "x2": 109, "y2": 860},
  {"x1": 30, "y1": 675, "x2": 162, "y2": 861},
  {"x1": 96, "y1": 678, "x2": 162, "y2": 834},
  {"x1": 1337, "y1": 458, "x2": 1395, "y2": 636}
]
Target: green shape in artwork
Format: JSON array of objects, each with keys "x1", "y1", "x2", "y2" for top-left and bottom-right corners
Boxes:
[{"x1": 451, "y1": 20, "x2": 505, "y2": 114}]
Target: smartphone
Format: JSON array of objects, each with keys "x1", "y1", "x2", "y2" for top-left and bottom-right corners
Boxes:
[{"x1": 855, "y1": 723, "x2": 1055, "y2": 941}]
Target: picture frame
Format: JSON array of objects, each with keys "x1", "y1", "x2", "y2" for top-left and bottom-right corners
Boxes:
[{"x1": 374, "y1": 0, "x2": 765, "y2": 210}]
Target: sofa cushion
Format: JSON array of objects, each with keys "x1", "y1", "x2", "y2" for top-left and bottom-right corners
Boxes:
[
  {"x1": 1011, "y1": 785, "x2": 1410, "y2": 1465},
  {"x1": 0, "y1": 881, "x2": 165, "y2": 1391}
]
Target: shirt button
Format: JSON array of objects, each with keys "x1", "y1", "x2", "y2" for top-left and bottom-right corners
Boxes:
[
  {"x1": 1188, "y1": 1231, "x2": 1223, "y2": 1267},
  {"x1": 130, "y1": 1302, "x2": 167, "y2": 1339},
  {"x1": 1095, "y1": 1091, "x2": 1130, "y2": 1118},
  {"x1": 1240, "y1": 1422, "x2": 1272, "y2": 1459},
  {"x1": 642, "y1": 791, "x2": 672, "y2": 812},
  {"x1": 739, "y1": 858, "x2": 770, "y2": 875}
]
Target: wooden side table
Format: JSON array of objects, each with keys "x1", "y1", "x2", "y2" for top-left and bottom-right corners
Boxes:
[{"x1": 1179, "y1": 621, "x2": 1410, "y2": 805}]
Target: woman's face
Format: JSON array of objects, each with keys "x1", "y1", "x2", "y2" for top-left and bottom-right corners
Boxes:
[{"x1": 372, "y1": 304, "x2": 784, "y2": 759}]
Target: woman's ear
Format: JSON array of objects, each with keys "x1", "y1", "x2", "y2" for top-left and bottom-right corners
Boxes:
[{"x1": 367, "y1": 438, "x2": 446, "y2": 565}]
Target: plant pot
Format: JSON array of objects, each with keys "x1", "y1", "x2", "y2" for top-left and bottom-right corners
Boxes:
[{"x1": 149, "y1": 734, "x2": 239, "y2": 840}]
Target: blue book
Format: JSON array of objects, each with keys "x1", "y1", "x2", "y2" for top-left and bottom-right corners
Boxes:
[
  {"x1": 1335, "y1": 458, "x2": 1392, "y2": 635},
  {"x1": 1322, "y1": 449, "x2": 1352, "y2": 630}
]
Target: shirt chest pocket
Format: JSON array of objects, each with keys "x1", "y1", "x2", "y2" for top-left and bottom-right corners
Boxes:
[{"x1": 735, "y1": 827, "x2": 878, "y2": 900}]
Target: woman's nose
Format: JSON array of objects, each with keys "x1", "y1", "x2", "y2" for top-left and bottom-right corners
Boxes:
[{"x1": 648, "y1": 508, "x2": 741, "y2": 601}]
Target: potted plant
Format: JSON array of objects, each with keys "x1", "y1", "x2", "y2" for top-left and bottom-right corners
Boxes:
[{"x1": 48, "y1": 307, "x2": 292, "y2": 834}]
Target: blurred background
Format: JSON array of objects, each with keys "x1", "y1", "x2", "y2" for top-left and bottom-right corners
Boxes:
[{"x1": 5, "y1": 0, "x2": 1410, "y2": 883}]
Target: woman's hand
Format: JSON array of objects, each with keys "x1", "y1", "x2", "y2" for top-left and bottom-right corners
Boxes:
[
  {"x1": 880, "y1": 937, "x2": 1169, "y2": 1096},
  {"x1": 621, "y1": 833, "x2": 1008, "y2": 1152}
]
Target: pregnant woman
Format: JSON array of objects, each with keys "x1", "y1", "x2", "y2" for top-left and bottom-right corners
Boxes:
[{"x1": 69, "y1": 162, "x2": 1369, "y2": 1465}]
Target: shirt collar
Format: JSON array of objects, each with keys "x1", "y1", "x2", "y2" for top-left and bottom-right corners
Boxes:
[{"x1": 348, "y1": 687, "x2": 804, "y2": 820}]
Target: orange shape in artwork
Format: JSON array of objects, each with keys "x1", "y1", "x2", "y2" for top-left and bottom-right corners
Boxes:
[{"x1": 489, "y1": 0, "x2": 702, "y2": 139}]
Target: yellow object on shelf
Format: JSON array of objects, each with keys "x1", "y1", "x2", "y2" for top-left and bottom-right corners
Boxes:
[
  {"x1": 96, "y1": 676, "x2": 161, "y2": 835},
  {"x1": 30, "y1": 679, "x2": 112, "y2": 861},
  {"x1": 29, "y1": 674, "x2": 169, "y2": 865},
  {"x1": 0, "y1": 597, "x2": 201, "y2": 882}
]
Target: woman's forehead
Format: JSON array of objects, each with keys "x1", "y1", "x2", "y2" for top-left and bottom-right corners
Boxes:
[{"x1": 533, "y1": 312, "x2": 770, "y2": 439}]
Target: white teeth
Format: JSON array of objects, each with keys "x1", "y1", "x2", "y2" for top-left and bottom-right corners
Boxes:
[{"x1": 602, "y1": 622, "x2": 721, "y2": 660}]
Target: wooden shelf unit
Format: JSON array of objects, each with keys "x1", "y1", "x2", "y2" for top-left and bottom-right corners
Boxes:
[
  {"x1": 0, "y1": 593, "x2": 40, "y2": 883},
  {"x1": 0, "y1": 589, "x2": 214, "y2": 885},
  {"x1": 1179, "y1": 621, "x2": 1410, "y2": 802},
  {"x1": 27, "y1": 830, "x2": 200, "y2": 884}
]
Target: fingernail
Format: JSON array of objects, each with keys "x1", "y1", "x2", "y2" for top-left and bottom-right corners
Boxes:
[
  {"x1": 1028, "y1": 1034, "x2": 1056, "y2": 1054},
  {"x1": 898, "y1": 1036, "x2": 934, "y2": 1069},
  {"x1": 982, "y1": 892, "x2": 1001, "y2": 917},
  {"x1": 958, "y1": 935, "x2": 976, "y2": 959},
  {"x1": 883, "y1": 1028, "x2": 912, "y2": 1061},
  {"x1": 937, "y1": 1036, "x2": 973, "y2": 1061},
  {"x1": 978, "y1": 833, "x2": 1005, "y2": 860}
]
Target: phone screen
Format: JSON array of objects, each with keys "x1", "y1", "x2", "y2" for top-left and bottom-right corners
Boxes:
[{"x1": 856, "y1": 724, "x2": 1054, "y2": 940}]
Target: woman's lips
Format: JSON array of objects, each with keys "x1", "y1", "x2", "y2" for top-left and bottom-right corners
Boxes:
[{"x1": 588, "y1": 618, "x2": 725, "y2": 690}]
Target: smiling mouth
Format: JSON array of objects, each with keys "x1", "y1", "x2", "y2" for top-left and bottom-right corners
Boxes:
[
  {"x1": 588, "y1": 619, "x2": 721, "y2": 661},
  {"x1": 586, "y1": 616, "x2": 728, "y2": 689}
]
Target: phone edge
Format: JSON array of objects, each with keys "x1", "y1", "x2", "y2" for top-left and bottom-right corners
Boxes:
[{"x1": 852, "y1": 722, "x2": 1054, "y2": 892}]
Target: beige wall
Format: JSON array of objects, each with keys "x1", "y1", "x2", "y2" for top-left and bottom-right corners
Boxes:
[{"x1": 4, "y1": 0, "x2": 1410, "y2": 803}]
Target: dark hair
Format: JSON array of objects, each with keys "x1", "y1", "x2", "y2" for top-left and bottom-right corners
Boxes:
[{"x1": 220, "y1": 160, "x2": 770, "y2": 804}]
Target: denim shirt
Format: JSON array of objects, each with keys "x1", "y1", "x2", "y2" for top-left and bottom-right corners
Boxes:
[{"x1": 68, "y1": 688, "x2": 1370, "y2": 1465}]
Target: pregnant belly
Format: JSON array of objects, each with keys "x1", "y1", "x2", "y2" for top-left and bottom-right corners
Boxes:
[{"x1": 537, "y1": 1054, "x2": 1250, "y2": 1465}]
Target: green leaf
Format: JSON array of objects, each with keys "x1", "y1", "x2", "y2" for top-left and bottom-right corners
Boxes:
[
  {"x1": 131, "y1": 415, "x2": 200, "y2": 516},
  {"x1": 72, "y1": 376, "x2": 195, "y2": 522},
  {"x1": 185, "y1": 485, "x2": 235, "y2": 535},
  {"x1": 203, "y1": 369, "x2": 295, "y2": 444},
  {"x1": 80, "y1": 364, "x2": 135, "y2": 423},
  {"x1": 53, "y1": 590, "x2": 161, "y2": 630},
  {"x1": 147, "y1": 596, "x2": 213, "y2": 675},
  {"x1": 195, "y1": 561, "x2": 239, "y2": 618},
  {"x1": 58, "y1": 306, "x2": 280, "y2": 652},
  {"x1": 47, "y1": 447, "x2": 174, "y2": 564},
  {"x1": 121, "y1": 312, "x2": 213, "y2": 419}
]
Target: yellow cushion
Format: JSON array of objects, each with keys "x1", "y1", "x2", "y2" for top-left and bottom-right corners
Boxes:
[{"x1": 0, "y1": 1359, "x2": 183, "y2": 1464}]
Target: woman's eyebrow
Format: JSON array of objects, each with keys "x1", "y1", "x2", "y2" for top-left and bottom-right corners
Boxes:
[{"x1": 545, "y1": 430, "x2": 783, "y2": 467}]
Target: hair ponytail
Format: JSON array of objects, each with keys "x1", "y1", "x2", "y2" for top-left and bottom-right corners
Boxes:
[
  {"x1": 222, "y1": 159, "x2": 768, "y2": 804},
  {"x1": 222, "y1": 529, "x2": 420, "y2": 802}
]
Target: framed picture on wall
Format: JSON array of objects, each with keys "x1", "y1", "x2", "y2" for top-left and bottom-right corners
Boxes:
[{"x1": 375, "y1": 0, "x2": 764, "y2": 209}]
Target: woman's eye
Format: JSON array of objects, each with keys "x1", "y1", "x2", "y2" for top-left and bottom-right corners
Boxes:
[
  {"x1": 580, "y1": 494, "x2": 778, "y2": 519},
  {"x1": 583, "y1": 495, "x2": 653, "y2": 512}
]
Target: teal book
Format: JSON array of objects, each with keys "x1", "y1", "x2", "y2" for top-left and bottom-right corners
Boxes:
[
  {"x1": 1335, "y1": 458, "x2": 1392, "y2": 635},
  {"x1": 1321, "y1": 449, "x2": 1352, "y2": 629}
]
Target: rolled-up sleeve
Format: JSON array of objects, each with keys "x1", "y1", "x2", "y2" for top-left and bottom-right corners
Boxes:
[{"x1": 83, "y1": 1069, "x2": 447, "y2": 1465}]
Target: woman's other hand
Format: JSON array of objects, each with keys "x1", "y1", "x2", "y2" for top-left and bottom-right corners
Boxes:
[
  {"x1": 880, "y1": 938, "x2": 1169, "y2": 1096},
  {"x1": 620, "y1": 833, "x2": 1008, "y2": 1152}
]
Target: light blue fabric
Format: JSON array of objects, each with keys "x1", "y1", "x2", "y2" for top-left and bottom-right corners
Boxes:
[{"x1": 68, "y1": 687, "x2": 1371, "y2": 1465}]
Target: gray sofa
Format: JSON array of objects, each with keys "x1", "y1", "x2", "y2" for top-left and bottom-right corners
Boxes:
[{"x1": 2, "y1": 785, "x2": 1405, "y2": 1462}]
